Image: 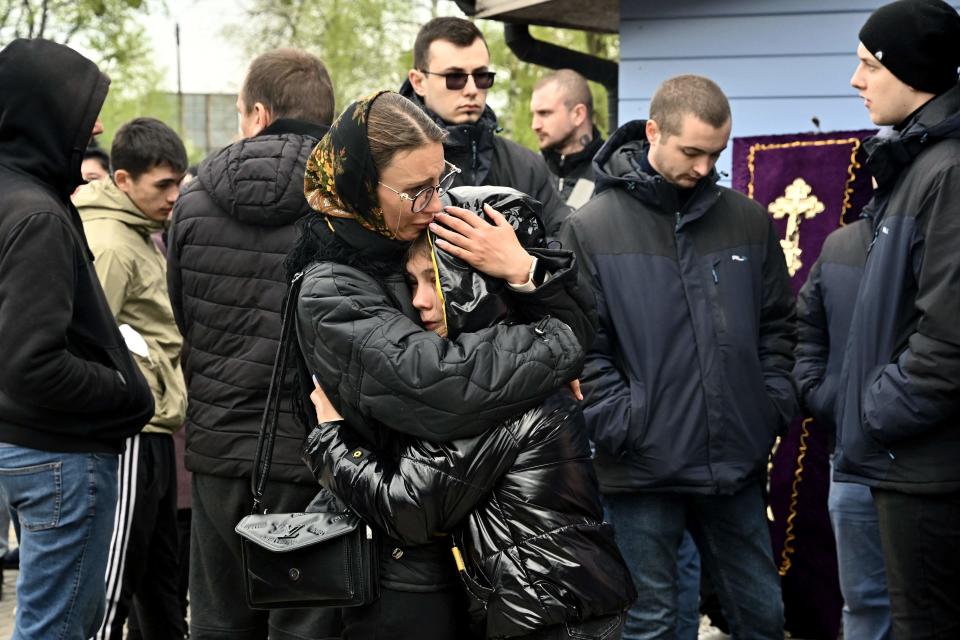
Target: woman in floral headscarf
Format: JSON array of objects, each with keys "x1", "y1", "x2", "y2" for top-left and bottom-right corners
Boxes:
[{"x1": 287, "y1": 91, "x2": 595, "y2": 638}]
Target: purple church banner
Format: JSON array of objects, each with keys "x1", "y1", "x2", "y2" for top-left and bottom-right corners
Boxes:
[{"x1": 731, "y1": 130, "x2": 876, "y2": 640}]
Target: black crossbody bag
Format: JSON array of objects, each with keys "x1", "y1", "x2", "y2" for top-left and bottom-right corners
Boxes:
[{"x1": 234, "y1": 271, "x2": 379, "y2": 609}]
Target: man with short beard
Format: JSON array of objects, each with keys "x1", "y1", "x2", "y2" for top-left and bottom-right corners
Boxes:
[{"x1": 531, "y1": 69, "x2": 605, "y2": 209}]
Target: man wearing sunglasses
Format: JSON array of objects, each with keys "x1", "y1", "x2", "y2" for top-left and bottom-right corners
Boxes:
[{"x1": 400, "y1": 16, "x2": 571, "y2": 239}]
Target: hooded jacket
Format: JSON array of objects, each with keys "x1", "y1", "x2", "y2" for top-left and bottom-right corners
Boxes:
[
  {"x1": 76, "y1": 180, "x2": 187, "y2": 434},
  {"x1": 302, "y1": 238, "x2": 633, "y2": 638},
  {"x1": 399, "y1": 80, "x2": 572, "y2": 238},
  {"x1": 793, "y1": 219, "x2": 871, "y2": 447},
  {"x1": 0, "y1": 39, "x2": 154, "y2": 454},
  {"x1": 167, "y1": 119, "x2": 328, "y2": 482},
  {"x1": 835, "y1": 85, "x2": 960, "y2": 493},
  {"x1": 561, "y1": 120, "x2": 797, "y2": 495},
  {"x1": 541, "y1": 127, "x2": 605, "y2": 206}
]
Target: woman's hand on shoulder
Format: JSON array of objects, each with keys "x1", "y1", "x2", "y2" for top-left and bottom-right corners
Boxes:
[{"x1": 430, "y1": 204, "x2": 534, "y2": 285}]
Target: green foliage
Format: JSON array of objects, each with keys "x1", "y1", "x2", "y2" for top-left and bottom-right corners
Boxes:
[
  {"x1": 227, "y1": 0, "x2": 618, "y2": 152},
  {"x1": 480, "y1": 23, "x2": 619, "y2": 151}
]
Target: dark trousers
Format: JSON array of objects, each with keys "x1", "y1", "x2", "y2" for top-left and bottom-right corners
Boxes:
[
  {"x1": 873, "y1": 488, "x2": 960, "y2": 640},
  {"x1": 94, "y1": 432, "x2": 185, "y2": 640},
  {"x1": 129, "y1": 508, "x2": 191, "y2": 638},
  {"x1": 340, "y1": 586, "x2": 470, "y2": 640},
  {"x1": 189, "y1": 472, "x2": 341, "y2": 640}
]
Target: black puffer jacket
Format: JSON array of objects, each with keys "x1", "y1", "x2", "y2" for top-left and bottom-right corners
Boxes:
[
  {"x1": 294, "y1": 198, "x2": 595, "y2": 592},
  {"x1": 305, "y1": 381, "x2": 633, "y2": 639},
  {"x1": 0, "y1": 39, "x2": 154, "y2": 454},
  {"x1": 399, "y1": 80, "x2": 571, "y2": 239},
  {"x1": 835, "y1": 85, "x2": 960, "y2": 493},
  {"x1": 167, "y1": 119, "x2": 328, "y2": 482}
]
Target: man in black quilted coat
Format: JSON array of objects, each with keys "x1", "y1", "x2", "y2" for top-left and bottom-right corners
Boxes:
[{"x1": 166, "y1": 49, "x2": 340, "y2": 640}]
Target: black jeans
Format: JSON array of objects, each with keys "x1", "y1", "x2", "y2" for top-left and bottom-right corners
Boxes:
[{"x1": 873, "y1": 488, "x2": 960, "y2": 640}]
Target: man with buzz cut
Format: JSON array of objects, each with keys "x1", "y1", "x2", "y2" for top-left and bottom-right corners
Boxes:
[
  {"x1": 530, "y1": 68, "x2": 605, "y2": 209},
  {"x1": 836, "y1": 1, "x2": 960, "y2": 637},
  {"x1": 562, "y1": 74, "x2": 796, "y2": 639},
  {"x1": 401, "y1": 16, "x2": 570, "y2": 238},
  {"x1": 167, "y1": 47, "x2": 340, "y2": 640},
  {"x1": 74, "y1": 116, "x2": 190, "y2": 640}
]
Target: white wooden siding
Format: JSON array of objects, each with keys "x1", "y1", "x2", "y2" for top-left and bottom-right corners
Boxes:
[{"x1": 618, "y1": 0, "x2": 960, "y2": 179}]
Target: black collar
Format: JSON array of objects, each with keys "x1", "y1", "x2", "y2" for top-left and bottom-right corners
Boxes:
[{"x1": 260, "y1": 118, "x2": 329, "y2": 140}]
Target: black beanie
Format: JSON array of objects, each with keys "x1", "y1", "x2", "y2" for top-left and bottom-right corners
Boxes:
[{"x1": 859, "y1": 0, "x2": 960, "y2": 94}]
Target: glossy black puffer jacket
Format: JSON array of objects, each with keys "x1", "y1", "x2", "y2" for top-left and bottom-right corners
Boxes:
[
  {"x1": 304, "y1": 389, "x2": 635, "y2": 639},
  {"x1": 301, "y1": 223, "x2": 633, "y2": 638}
]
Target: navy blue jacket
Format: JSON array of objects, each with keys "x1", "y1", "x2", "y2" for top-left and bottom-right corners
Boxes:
[
  {"x1": 835, "y1": 85, "x2": 960, "y2": 494},
  {"x1": 561, "y1": 120, "x2": 797, "y2": 495},
  {"x1": 794, "y1": 220, "x2": 871, "y2": 448}
]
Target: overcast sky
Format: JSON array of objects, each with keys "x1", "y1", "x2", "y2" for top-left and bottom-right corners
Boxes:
[{"x1": 139, "y1": 0, "x2": 248, "y2": 95}]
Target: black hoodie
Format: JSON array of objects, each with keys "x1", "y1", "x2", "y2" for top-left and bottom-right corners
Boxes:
[{"x1": 0, "y1": 39, "x2": 154, "y2": 453}]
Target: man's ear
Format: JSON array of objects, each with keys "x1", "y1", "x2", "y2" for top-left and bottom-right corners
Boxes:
[
  {"x1": 114, "y1": 168, "x2": 133, "y2": 193},
  {"x1": 571, "y1": 103, "x2": 588, "y2": 129},
  {"x1": 645, "y1": 119, "x2": 661, "y2": 145},
  {"x1": 252, "y1": 102, "x2": 273, "y2": 135},
  {"x1": 408, "y1": 68, "x2": 427, "y2": 98}
]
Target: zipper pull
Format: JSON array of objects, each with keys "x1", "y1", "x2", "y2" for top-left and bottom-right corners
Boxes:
[
  {"x1": 534, "y1": 315, "x2": 552, "y2": 336},
  {"x1": 675, "y1": 211, "x2": 681, "y2": 232}
]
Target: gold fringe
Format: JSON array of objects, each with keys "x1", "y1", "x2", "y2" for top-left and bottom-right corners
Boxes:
[{"x1": 777, "y1": 417, "x2": 812, "y2": 577}]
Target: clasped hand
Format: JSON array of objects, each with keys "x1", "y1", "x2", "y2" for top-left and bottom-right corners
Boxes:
[{"x1": 429, "y1": 204, "x2": 534, "y2": 285}]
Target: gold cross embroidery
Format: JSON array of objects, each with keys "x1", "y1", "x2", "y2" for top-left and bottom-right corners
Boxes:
[{"x1": 767, "y1": 178, "x2": 825, "y2": 277}]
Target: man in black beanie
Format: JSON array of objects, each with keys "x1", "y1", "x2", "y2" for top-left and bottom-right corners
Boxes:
[{"x1": 836, "y1": 1, "x2": 960, "y2": 638}]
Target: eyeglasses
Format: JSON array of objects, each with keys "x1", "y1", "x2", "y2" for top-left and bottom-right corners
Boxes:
[
  {"x1": 379, "y1": 161, "x2": 461, "y2": 213},
  {"x1": 420, "y1": 69, "x2": 496, "y2": 91}
]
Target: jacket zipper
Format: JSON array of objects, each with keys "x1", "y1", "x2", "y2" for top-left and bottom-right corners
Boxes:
[{"x1": 471, "y1": 139, "x2": 478, "y2": 181}]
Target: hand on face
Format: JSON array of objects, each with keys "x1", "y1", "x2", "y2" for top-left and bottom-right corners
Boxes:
[{"x1": 429, "y1": 204, "x2": 534, "y2": 285}]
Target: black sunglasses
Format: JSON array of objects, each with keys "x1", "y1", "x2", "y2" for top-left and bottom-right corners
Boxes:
[{"x1": 420, "y1": 69, "x2": 496, "y2": 91}]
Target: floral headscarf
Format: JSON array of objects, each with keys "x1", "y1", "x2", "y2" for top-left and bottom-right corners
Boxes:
[{"x1": 304, "y1": 90, "x2": 396, "y2": 239}]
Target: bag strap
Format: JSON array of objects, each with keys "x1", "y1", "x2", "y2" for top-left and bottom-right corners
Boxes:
[{"x1": 250, "y1": 271, "x2": 304, "y2": 514}]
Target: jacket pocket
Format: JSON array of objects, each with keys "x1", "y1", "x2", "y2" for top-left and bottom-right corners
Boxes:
[
  {"x1": 627, "y1": 377, "x2": 650, "y2": 452},
  {"x1": 133, "y1": 336, "x2": 187, "y2": 431}
]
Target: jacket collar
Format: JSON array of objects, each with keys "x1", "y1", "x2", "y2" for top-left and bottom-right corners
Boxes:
[
  {"x1": 593, "y1": 120, "x2": 721, "y2": 226},
  {"x1": 260, "y1": 118, "x2": 330, "y2": 140},
  {"x1": 541, "y1": 126, "x2": 605, "y2": 178},
  {"x1": 74, "y1": 179, "x2": 164, "y2": 234},
  {"x1": 864, "y1": 83, "x2": 960, "y2": 188}
]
